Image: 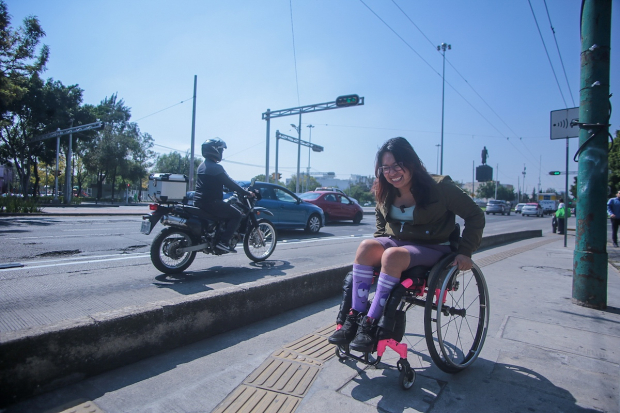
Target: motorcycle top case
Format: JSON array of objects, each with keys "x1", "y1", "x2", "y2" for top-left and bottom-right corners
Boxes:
[{"x1": 147, "y1": 173, "x2": 188, "y2": 203}]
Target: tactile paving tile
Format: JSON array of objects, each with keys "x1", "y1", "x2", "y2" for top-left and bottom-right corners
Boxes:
[
  {"x1": 282, "y1": 333, "x2": 335, "y2": 363},
  {"x1": 272, "y1": 348, "x2": 323, "y2": 366},
  {"x1": 475, "y1": 238, "x2": 557, "y2": 268},
  {"x1": 243, "y1": 357, "x2": 320, "y2": 397},
  {"x1": 314, "y1": 323, "x2": 336, "y2": 337},
  {"x1": 212, "y1": 385, "x2": 300, "y2": 413}
]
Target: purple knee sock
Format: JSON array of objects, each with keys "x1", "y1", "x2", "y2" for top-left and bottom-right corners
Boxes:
[
  {"x1": 367, "y1": 272, "x2": 400, "y2": 320},
  {"x1": 352, "y1": 264, "x2": 374, "y2": 312}
]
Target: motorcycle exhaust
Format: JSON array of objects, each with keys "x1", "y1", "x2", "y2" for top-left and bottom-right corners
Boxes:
[
  {"x1": 161, "y1": 214, "x2": 203, "y2": 236},
  {"x1": 161, "y1": 215, "x2": 187, "y2": 227}
]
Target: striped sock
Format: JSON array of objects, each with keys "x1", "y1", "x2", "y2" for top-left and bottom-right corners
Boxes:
[
  {"x1": 367, "y1": 272, "x2": 400, "y2": 319},
  {"x1": 352, "y1": 264, "x2": 374, "y2": 312}
]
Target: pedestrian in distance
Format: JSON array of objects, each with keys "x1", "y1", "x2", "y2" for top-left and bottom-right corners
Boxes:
[
  {"x1": 555, "y1": 198, "x2": 571, "y2": 235},
  {"x1": 607, "y1": 190, "x2": 620, "y2": 247},
  {"x1": 327, "y1": 137, "x2": 485, "y2": 352}
]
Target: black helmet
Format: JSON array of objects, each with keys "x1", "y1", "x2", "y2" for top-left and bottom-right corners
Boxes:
[{"x1": 202, "y1": 138, "x2": 227, "y2": 162}]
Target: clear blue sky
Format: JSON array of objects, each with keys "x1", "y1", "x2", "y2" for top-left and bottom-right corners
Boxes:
[{"x1": 7, "y1": 0, "x2": 619, "y2": 194}]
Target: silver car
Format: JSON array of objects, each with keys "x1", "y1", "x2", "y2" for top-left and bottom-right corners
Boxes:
[{"x1": 485, "y1": 200, "x2": 510, "y2": 215}]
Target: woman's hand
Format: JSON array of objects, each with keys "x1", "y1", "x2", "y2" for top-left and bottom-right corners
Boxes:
[{"x1": 451, "y1": 254, "x2": 473, "y2": 271}]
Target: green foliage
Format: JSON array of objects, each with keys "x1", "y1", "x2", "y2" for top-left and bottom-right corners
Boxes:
[
  {"x1": 346, "y1": 181, "x2": 374, "y2": 204},
  {"x1": 0, "y1": 196, "x2": 41, "y2": 213},
  {"x1": 285, "y1": 174, "x2": 321, "y2": 193},
  {"x1": 608, "y1": 130, "x2": 620, "y2": 195},
  {"x1": 0, "y1": 0, "x2": 49, "y2": 122},
  {"x1": 153, "y1": 151, "x2": 199, "y2": 175},
  {"x1": 476, "y1": 181, "x2": 515, "y2": 201}
]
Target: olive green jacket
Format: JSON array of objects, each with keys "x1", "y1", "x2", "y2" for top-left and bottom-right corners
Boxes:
[{"x1": 374, "y1": 175, "x2": 485, "y2": 257}]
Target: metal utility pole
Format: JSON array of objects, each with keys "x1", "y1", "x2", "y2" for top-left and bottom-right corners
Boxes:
[
  {"x1": 306, "y1": 124, "x2": 314, "y2": 192},
  {"x1": 262, "y1": 95, "x2": 363, "y2": 185},
  {"x1": 437, "y1": 42, "x2": 451, "y2": 175},
  {"x1": 435, "y1": 144, "x2": 441, "y2": 174},
  {"x1": 291, "y1": 114, "x2": 302, "y2": 193},
  {"x1": 522, "y1": 165, "x2": 526, "y2": 202},
  {"x1": 32, "y1": 121, "x2": 105, "y2": 203},
  {"x1": 189, "y1": 75, "x2": 197, "y2": 190},
  {"x1": 275, "y1": 130, "x2": 324, "y2": 192},
  {"x1": 64, "y1": 119, "x2": 74, "y2": 204},
  {"x1": 573, "y1": 0, "x2": 612, "y2": 310}
]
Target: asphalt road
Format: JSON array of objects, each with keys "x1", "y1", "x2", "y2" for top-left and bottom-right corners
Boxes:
[{"x1": 0, "y1": 213, "x2": 555, "y2": 332}]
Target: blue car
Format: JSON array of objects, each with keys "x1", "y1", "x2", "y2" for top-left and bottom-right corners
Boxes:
[{"x1": 236, "y1": 181, "x2": 325, "y2": 233}]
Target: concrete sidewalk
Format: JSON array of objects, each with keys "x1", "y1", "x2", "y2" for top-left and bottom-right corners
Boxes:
[{"x1": 3, "y1": 234, "x2": 619, "y2": 413}]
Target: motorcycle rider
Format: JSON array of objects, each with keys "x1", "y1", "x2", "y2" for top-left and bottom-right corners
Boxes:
[{"x1": 194, "y1": 138, "x2": 254, "y2": 253}]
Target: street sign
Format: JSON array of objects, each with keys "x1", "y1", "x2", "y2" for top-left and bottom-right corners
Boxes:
[{"x1": 550, "y1": 107, "x2": 579, "y2": 140}]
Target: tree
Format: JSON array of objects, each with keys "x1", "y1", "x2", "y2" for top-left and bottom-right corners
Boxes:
[
  {"x1": 0, "y1": 75, "x2": 92, "y2": 197},
  {"x1": 82, "y1": 94, "x2": 132, "y2": 200},
  {"x1": 608, "y1": 130, "x2": 620, "y2": 195},
  {"x1": 346, "y1": 181, "x2": 374, "y2": 204},
  {"x1": 0, "y1": 1, "x2": 49, "y2": 122},
  {"x1": 476, "y1": 181, "x2": 515, "y2": 202},
  {"x1": 153, "y1": 151, "x2": 198, "y2": 175}
]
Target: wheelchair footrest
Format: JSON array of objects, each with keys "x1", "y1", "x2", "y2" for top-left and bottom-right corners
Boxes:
[{"x1": 377, "y1": 338, "x2": 408, "y2": 359}]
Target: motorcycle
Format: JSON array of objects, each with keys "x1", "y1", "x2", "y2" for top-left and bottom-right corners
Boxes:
[{"x1": 140, "y1": 179, "x2": 277, "y2": 274}]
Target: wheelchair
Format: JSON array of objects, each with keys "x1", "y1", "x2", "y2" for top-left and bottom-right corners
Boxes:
[{"x1": 333, "y1": 252, "x2": 490, "y2": 390}]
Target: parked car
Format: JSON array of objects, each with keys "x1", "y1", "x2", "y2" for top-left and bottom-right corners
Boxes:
[
  {"x1": 299, "y1": 191, "x2": 364, "y2": 224},
  {"x1": 314, "y1": 187, "x2": 359, "y2": 204},
  {"x1": 485, "y1": 200, "x2": 510, "y2": 215},
  {"x1": 521, "y1": 202, "x2": 544, "y2": 217},
  {"x1": 235, "y1": 181, "x2": 325, "y2": 233},
  {"x1": 515, "y1": 203, "x2": 527, "y2": 214}
]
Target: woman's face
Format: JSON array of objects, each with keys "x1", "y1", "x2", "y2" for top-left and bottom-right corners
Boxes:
[{"x1": 381, "y1": 151, "x2": 412, "y2": 191}]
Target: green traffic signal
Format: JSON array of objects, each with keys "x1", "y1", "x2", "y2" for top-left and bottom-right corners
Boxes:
[
  {"x1": 335, "y1": 94, "x2": 360, "y2": 107},
  {"x1": 549, "y1": 171, "x2": 561, "y2": 175}
]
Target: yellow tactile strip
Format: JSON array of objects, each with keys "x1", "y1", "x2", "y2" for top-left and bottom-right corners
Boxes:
[
  {"x1": 213, "y1": 328, "x2": 335, "y2": 413},
  {"x1": 244, "y1": 357, "x2": 321, "y2": 397},
  {"x1": 212, "y1": 385, "x2": 300, "y2": 413}
]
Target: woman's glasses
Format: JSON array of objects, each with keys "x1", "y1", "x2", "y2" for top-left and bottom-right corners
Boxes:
[{"x1": 379, "y1": 162, "x2": 404, "y2": 175}]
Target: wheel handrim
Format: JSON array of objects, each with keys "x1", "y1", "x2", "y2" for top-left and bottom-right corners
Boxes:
[{"x1": 434, "y1": 264, "x2": 489, "y2": 369}]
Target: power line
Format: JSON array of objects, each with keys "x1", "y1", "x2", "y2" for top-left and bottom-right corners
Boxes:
[
  {"x1": 361, "y1": 1, "x2": 542, "y2": 172},
  {"x1": 133, "y1": 97, "x2": 193, "y2": 122},
  {"x1": 289, "y1": 0, "x2": 301, "y2": 106},
  {"x1": 528, "y1": 0, "x2": 568, "y2": 108},
  {"x1": 543, "y1": 0, "x2": 576, "y2": 107}
]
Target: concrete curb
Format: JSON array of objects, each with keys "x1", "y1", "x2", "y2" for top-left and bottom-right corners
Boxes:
[{"x1": 0, "y1": 230, "x2": 542, "y2": 407}]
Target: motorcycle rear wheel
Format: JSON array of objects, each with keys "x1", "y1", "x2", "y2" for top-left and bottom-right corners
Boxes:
[
  {"x1": 151, "y1": 228, "x2": 197, "y2": 274},
  {"x1": 244, "y1": 219, "x2": 277, "y2": 262}
]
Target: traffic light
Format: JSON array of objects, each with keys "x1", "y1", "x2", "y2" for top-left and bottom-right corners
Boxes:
[
  {"x1": 271, "y1": 172, "x2": 282, "y2": 181},
  {"x1": 335, "y1": 94, "x2": 360, "y2": 107},
  {"x1": 549, "y1": 171, "x2": 561, "y2": 175}
]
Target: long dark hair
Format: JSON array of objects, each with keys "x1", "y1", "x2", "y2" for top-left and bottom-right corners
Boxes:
[{"x1": 373, "y1": 137, "x2": 436, "y2": 208}]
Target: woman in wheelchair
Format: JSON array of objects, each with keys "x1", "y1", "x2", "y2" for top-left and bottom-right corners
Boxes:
[{"x1": 328, "y1": 137, "x2": 485, "y2": 353}]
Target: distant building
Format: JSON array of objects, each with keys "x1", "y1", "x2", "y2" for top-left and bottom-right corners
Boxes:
[{"x1": 0, "y1": 164, "x2": 14, "y2": 194}]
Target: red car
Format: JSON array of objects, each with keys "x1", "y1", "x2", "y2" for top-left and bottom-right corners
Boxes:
[{"x1": 299, "y1": 191, "x2": 364, "y2": 224}]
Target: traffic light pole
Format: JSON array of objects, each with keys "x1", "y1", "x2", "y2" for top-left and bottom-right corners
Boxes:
[
  {"x1": 573, "y1": 0, "x2": 611, "y2": 309},
  {"x1": 262, "y1": 95, "x2": 363, "y2": 184}
]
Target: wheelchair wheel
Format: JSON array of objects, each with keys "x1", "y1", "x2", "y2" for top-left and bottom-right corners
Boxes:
[
  {"x1": 424, "y1": 258, "x2": 490, "y2": 373},
  {"x1": 399, "y1": 367, "x2": 415, "y2": 390}
]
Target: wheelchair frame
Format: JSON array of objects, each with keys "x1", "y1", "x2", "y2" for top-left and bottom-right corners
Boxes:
[{"x1": 334, "y1": 253, "x2": 490, "y2": 390}]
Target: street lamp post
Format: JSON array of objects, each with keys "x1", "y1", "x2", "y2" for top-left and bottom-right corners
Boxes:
[
  {"x1": 306, "y1": 124, "x2": 314, "y2": 192},
  {"x1": 437, "y1": 42, "x2": 451, "y2": 175},
  {"x1": 435, "y1": 143, "x2": 440, "y2": 174},
  {"x1": 291, "y1": 119, "x2": 302, "y2": 193}
]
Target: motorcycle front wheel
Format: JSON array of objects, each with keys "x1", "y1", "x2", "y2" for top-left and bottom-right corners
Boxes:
[
  {"x1": 151, "y1": 228, "x2": 197, "y2": 274},
  {"x1": 243, "y1": 219, "x2": 277, "y2": 262}
]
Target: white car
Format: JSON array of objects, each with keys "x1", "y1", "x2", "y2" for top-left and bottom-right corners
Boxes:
[
  {"x1": 521, "y1": 203, "x2": 543, "y2": 217},
  {"x1": 515, "y1": 203, "x2": 527, "y2": 214}
]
